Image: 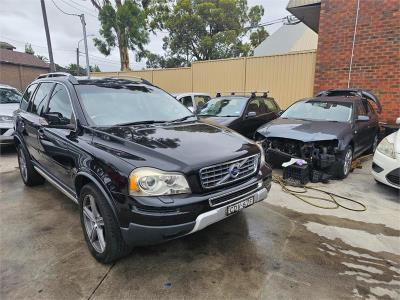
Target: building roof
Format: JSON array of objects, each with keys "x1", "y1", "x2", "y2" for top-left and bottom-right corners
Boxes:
[
  {"x1": 0, "y1": 49, "x2": 49, "y2": 69},
  {"x1": 253, "y1": 22, "x2": 318, "y2": 57},
  {"x1": 0, "y1": 41, "x2": 16, "y2": 50},
  {"x1": 286, "y1": 0, "x2": 321, "y2": 32}
]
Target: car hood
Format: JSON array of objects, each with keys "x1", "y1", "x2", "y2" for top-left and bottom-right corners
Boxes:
[
  {"x1": 199, "y1": 116, "x2": 238, "y2": 127},
  {"x1": 91, "y1": 120, "x2": 258, "y2": 171},
  {"x1": 0, "y1": 103, "x2": 19, "y2": 117},
  {"x1": 256, "y1": 118, "x2": 352, "y2": 142}
]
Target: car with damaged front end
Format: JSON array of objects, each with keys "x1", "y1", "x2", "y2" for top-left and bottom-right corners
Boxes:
[
  {"x1": 255, "y1": 89, "x2": 381, "y2": 179},
  {"x1": 13, "y1": 73, "x2": 272, "y2": 263}
]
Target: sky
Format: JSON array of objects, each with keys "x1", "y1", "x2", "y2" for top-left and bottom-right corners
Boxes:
[{"x1": 0, "y1": 0, "x2": 289, "y2": 71}]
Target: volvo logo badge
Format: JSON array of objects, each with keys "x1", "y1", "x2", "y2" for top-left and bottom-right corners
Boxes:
[{"x1": 229, "y1": 163, "x2": 240, "y2": 178}]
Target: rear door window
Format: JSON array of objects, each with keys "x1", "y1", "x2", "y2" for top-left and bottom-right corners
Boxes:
[
  {"x1": 29, "y1": 82, "x2": 53, "y2": 116},
  {"x1": 194, "y1": 95, "x2": 210, "y2": 108},
  {"x1": 263, "y1": 98, "x2": 278, "y2": 112},
  {"x1": 20, "y1": 84, "x2": 38, "y2": 111},
  {"x1": 246, "y1": 98, "x2": 267, "y2": 116}
]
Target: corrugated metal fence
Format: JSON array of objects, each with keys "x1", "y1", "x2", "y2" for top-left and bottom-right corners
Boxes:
[{"x1": 92, "y1": 51, "x2": 316, "y2": 108}]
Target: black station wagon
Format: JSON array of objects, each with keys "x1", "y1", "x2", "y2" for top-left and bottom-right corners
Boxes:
[
  {"x1": 198, "y1": 93, "x2": 281, "y2": 139},
  {"x1": 13, "y1": 73, "x2": 272, "y2": 263}
]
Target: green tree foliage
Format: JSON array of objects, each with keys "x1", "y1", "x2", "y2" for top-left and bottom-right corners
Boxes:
[
  {"x1": 64, "y1": 64, "x2": 101, "y2": 75},
  {"x1": 148, "y1": 0, "x2": 268, "y2": 67},
  {"x1": 90, "y1": 0, "x2": 150, "y2": 71},
  {"x1": 24, "y1": 43, "x2": 35, "y2": 55}
]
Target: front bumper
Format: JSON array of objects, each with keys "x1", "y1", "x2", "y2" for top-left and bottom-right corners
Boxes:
[
  {"x1": 372, "y1": 150, "x2": 400, "y2": 189},
  {"x1": 120, "y1": 182, "x2": 269, "y2": 246},
  {"x1": 0, "y1": 126, "x2": 14, "y2": 145}
]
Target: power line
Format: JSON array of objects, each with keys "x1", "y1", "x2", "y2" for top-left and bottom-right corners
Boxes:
[
  {"x1": 58, "y1": 0, "x2": 97, "y2": 18},
  {"x1": 50, "y1": 0, "x2": 81, "y2": 16},
  {"x1": 70, "y1": 0, "x2": 98, "y2": 16}
]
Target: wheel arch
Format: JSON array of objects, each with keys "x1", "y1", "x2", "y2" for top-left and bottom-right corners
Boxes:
[{"x1": 75, "y1": 171, "x2": 120, "y2": 226}]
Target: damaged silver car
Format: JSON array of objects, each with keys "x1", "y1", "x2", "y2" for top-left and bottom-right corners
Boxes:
[{"x1": 255, "y1": 89, "x2": 382, "y2": 180}]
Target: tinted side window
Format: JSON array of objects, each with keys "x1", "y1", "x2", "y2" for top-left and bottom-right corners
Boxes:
[
  {"x1": 29, "y1": 82, "x2": 53, "y2": 115},
  {"x1": 20, "y1": 84, "x2": 38, "y2": 111},
  {"x1": 356, "y1": 102, "x2": 366, "y2": 116},
  {"x1": 361, "y1": 100, "x2": 370, "y2": 114},
  {"x1": 264, "y1": 98, "x2": 278, "y2": 112},
  {"x1": 47, "y1": 84, "x2": 73, "y2": 125},
  {"x1": 181, "y1": 96, "x2": 193, "y2": 108},
  {"x1": 247, "y1": 98, "x2": 267, "y2": 116}
]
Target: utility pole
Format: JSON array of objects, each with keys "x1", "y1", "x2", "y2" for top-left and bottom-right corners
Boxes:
[
  {"x1": 76, "y1": 48, "x2": 80, "y2": 75},
  {"x1": 40, "y1": 0, "x2": 56, "y2": 72},
  {"x1": 80, "y1": 14, "x2": 90, "y2": 77}
]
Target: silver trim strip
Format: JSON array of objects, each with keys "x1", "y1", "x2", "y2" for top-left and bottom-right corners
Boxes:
[
  {"x1": 34, "y1": 166, "x2": 78, "y2": 204},
  {"x1": 188, "y1": 187, "x2": 268, "y2": 235},
  {"x1": 208, "y1": 181, "x2": 263, "y2": 207}
]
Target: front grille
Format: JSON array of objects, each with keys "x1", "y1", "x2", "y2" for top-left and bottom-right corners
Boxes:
[
  {"x1": 386, "y1": 168, "x2": 400, "y2": 186},
  {"x1": 0, "y1": 128, "x2": 8, "y2": 135},
  {"x1": 199, "y1": 154, "x2": 259, "y2": 189}
]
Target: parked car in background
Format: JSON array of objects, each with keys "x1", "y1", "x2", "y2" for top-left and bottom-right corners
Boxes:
[
  {"x1": 372, "y1": 118, "x2": 400, "y2": 189},
  {"x1": 255, "y1": 89, "x2": 382, "y2": 179},
  {"x1": 198, "y1": 93, "x2": 281, "y2": 139},
  {"x1": 14, "y1": 73, "x2": 272, "y2": 263},
  {"x1": 0, "y1": 84, "x2": 22, "y2": 146},
  {"x1": 173, "y1": 92, "x2": 211, "y2": 113}
]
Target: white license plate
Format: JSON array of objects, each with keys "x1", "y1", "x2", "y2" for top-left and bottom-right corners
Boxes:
[{"x1": 226, "y1": 197, "x2": 254, "y2": 216}]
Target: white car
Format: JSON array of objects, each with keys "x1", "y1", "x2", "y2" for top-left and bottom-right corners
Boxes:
[
  {"x1": 0, "y1": 84, "x2": 22, "y2": 146},
  {"x1": 173, "y1": 93, "x2": 211, "y2": 113},
  {"x1": 372, "y1": 118, "x2": 400, "y2": 189}
]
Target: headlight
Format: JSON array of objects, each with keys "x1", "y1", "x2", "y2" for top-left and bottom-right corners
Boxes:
[
  {"x1": 129, "y1": 167, "x2": 191, "y2": 196},
  {"x1": 256, "y1": 142, "x2": 266, "y2": 166},
  {"x1": 0, "y1": 115, "x2": 13, "y2": 122},
  {"x1": 377, "y1": 137, "x2": 395, "y2": 159}
]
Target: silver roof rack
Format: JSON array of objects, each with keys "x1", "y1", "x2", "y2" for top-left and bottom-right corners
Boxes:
[{"x1": 36, "y1": 72, "x2": 78, "y2": 84}]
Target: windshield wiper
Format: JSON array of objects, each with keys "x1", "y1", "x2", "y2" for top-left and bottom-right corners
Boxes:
[
  {"x1": 116, "y1": 120, "x2": 168, "y2": 126},
  {"x1": 170, "y1": 115, "x2": 195, "y2": 122}
]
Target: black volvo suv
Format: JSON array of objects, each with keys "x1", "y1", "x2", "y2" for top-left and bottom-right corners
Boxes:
[{"x1": 13, "y1": 73, "x2": 272, "y2": 263}]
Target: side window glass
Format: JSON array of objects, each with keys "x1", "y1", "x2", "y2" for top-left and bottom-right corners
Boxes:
[
  {"x1": 367, "y1": 102, "x2": 376, "y2": 114},
  {"x1": 264, "y1": 98, "x2": 277, "y2": 112},
  {"x1": 247, "y1": 99, "x2": 266, "y2": 116},
  {"x1": 47, "y1": 84, "x2": 74, "y2": 125},
  {"x1": 181, "y1": 96, "x2": 193, "y2": 109},
  {"x1": 29, "y1": 82, "x2": 53, "y2": 116},
  {"x1": 362, "y1": 100, "x2": 370, "y2": 114},
  {"x1": 356, "y1": 103, "x2": 366, "y2": 116},
  {"x1": 20, "y1": 84, "x2": 38, "y2": 111}
]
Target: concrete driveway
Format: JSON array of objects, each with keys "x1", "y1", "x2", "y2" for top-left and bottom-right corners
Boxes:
[{"x1": 1, "y1": 148, "x2": 399, "y2": 299}]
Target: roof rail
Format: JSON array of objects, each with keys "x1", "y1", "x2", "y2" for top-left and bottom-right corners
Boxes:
[
  {"x1": 36, "y1": 72, "x2": 78, "y2": 84},
  {"x1": 215, "y1": 91, "x2": 270, "y2": 97}
]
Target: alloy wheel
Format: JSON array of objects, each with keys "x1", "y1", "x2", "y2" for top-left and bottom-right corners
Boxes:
[
  {"x1": 343, "y1": 148, "x2": 353, "y2": 176},
  {"x1": 18, "y1": 148, "x2": 28, "y2": 182},
  {"x1": 83, "y1": 194, "x2": 106, "y2": 253}
]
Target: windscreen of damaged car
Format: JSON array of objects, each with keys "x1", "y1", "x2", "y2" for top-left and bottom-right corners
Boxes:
[
  {"x1": 197, "y1": 97, "x2": 247, "y2": 117},
  {"x1": 0, "y1": 88, "x2": 22, "y2": 104},
  {"x1": 76, "y1": 84, "x2": 194, "y2": 126},
  {"x1": 281, "y1": 100, "x2": 353, "y2": 122}
]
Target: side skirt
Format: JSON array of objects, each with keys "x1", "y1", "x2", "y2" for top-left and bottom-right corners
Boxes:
[{"x1": 33, "y1": 165, "x2": 79, "y2": 204}]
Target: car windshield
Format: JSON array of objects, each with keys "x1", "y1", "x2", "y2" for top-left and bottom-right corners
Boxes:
[
  {"x1": 0, "y1": 88, "x2": 22, "y2": 104},
  {"x1": 197, "y1": 97, "x2": 247, "y2": 117},
  {"x1": 281, "y1": 100, "x2": 353, "y2": 122},
  {"x1": 76, "y1": 84, "x2": 194, "y2": 126}
]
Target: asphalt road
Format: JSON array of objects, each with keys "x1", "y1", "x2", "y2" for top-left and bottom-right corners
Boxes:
[{"x1": 0, "y1": 147, "x2": 399, "y2": 299}]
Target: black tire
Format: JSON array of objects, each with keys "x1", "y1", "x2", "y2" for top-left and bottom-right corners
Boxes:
[
  {"x1": 79, "y1": 183, "x2": 130, "y2": 264},
  {"x1": 16, "y1": 144, "x2": 45, "y2": 186},
  {"x1": 336, "y1": 146, "x2": 353, "y2": 179}
]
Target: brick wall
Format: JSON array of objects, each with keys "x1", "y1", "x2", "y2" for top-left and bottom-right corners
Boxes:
[
  {"x1": 314, "y1": 0, "x2": 400, "y2": 123},
  {"x1": 0, "y1": 63, "x2": 48, "y2": 91}
]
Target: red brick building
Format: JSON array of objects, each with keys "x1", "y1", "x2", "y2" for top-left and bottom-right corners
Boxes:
[{"x1": 288, "y1": 0, "x2": 400, "y2": 123}]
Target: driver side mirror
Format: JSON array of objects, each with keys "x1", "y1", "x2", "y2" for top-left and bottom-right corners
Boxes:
[
  {"x1": 357, "y1": 115, "x2": 370, "y2": 122},
  {"x1": 43, "y1": 112, "x2": 73, "y2": 128},
  {"x1": 246, "y1": 111, "x2": 257, "y2": 118}
]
